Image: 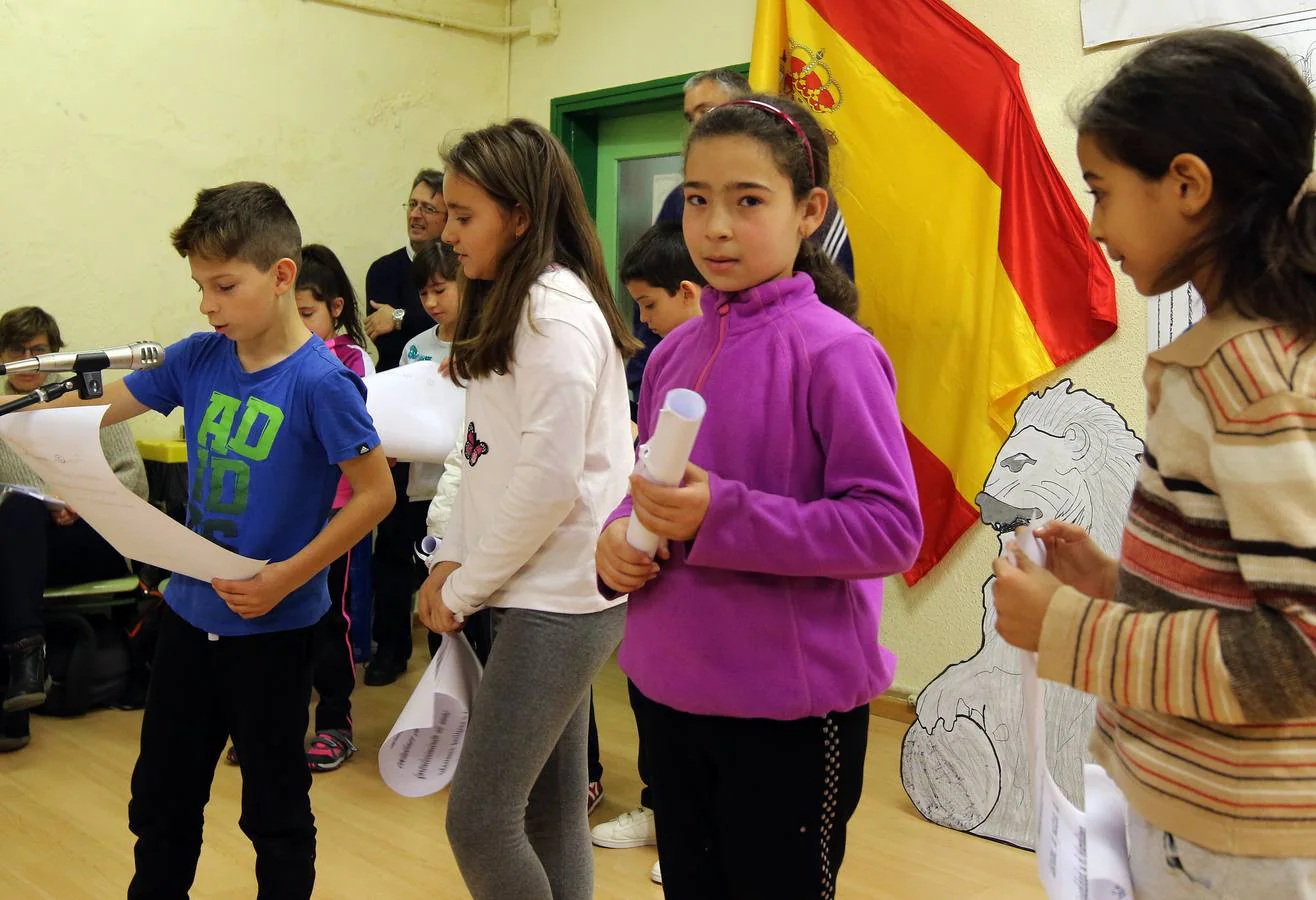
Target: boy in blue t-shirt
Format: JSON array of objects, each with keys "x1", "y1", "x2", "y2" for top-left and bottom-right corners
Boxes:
[{"x1": 4, "y1": 182, "x2": 394, "y2": 898}]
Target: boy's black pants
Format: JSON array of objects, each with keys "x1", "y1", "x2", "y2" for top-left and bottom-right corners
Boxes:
[{"x1": 127, "y1": 605, "x2": 316, "y2": 900}]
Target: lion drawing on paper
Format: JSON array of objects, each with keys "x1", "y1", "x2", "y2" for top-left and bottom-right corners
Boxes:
[{"x1": 899, "y1": 379, "x2": 1142, "y2": 849}]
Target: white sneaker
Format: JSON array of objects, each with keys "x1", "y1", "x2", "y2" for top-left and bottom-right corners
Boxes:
[
  {"x1": 650, "y1": 860, "x2": 662, "y2": 885},
  {"x1": 590, "y1": 806, "x2": 657, "y2": 849}
]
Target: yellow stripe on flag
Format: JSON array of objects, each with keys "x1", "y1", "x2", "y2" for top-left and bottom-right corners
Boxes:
[{"x1": 752, "y1": 1, "x2": 1055, "y2": 505}]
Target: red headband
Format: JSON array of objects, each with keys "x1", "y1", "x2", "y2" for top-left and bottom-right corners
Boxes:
[{"x1": 723, "y1": 99, "x2": 817, "y2": 186}]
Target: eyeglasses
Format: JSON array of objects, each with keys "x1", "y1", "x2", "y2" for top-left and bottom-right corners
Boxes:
[
  {"x1": 2, "y1": 343, "x2": 50, "y2": 357},
  {"x1": 404, "y1": 200, "x2": 445, "y2": 217}
]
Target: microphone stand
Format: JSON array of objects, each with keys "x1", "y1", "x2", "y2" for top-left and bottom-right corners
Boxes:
[{"x1": 0, "y1": 369, "x2": 104, "y2": 418}]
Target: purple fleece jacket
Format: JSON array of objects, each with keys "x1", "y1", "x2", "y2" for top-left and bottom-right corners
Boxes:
[{"x1": 606, "y1": 273, "x2": 923, "y2": 720}]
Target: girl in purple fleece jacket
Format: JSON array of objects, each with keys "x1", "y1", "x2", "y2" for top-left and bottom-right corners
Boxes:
[{"x1": 597, "y1": 94, "x2": 923, "y2": 900}]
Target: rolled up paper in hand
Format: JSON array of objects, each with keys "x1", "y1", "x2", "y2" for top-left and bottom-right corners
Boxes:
[
  {"x1": 1005, "y1": 521, "x2": 1048, "y2": 567},
  {"x1": 416, "y1": 535, "x2": 440, "y2": 567},
  {"x1": 626, "y1": 388, "x2": 707, "y2": 557}
]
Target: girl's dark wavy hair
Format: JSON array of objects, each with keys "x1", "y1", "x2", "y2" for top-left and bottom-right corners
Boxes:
[
  {"x1": 1079, "y1": 29, "x2": 1316, "y2": 333},
  {"x1": 297, "y1": 243, "x2": 365, "y2": 346},
  {"x1": 687, "y1": 92, "x2": 858, "y2": 321}
]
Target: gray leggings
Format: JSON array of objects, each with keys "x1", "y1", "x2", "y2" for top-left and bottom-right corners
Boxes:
[{"x1": 446, "y1": 603, "x2": 626, "y2": 900}]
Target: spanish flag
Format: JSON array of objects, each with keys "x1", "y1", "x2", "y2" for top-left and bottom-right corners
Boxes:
[{"x1": 750, "y1": 0, "x2": 1117, "y2": 583}]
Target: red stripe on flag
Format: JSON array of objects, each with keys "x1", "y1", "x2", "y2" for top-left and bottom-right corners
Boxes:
[
  {"x1": 806, "y1": 0, "x2": 1116, "y2": 365},
  {"x1": 903, "y1": 428, "x2": 979, "y2": 585}
]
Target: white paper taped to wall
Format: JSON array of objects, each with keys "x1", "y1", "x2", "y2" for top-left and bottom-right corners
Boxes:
[
  {"x1": 379, "y1": 632, "x2": 482, "y2": 797},
  {"x1": 627, "y1": 388, "x2": 707, "y2": 557},
  {"x1": 1081, "y1": 1, "x2": 1316, "y2": 48},
  {"x1": 0, "y1": 405, "x2": 265, "y2": 582},
  {"x1": 364, "y1": 363, "x2": 465, "y2": 464}
]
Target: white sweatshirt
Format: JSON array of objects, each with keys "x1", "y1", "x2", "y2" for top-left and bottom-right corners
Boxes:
[
  {"x1": 436, "y1": 266, "x2": 632, "y2": 617},
  {"x1": 425, "y1": 440, "x2": 464, "y2": 538}
]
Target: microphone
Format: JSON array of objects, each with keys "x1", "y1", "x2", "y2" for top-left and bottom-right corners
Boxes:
[{"x1": 0, "y1": 341, "x2": 165, "y2": 375}]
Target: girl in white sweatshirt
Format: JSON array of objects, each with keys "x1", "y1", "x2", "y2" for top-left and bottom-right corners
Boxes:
[{"x1": 416, "y1": 118, "x2": 639, "y2": 900}]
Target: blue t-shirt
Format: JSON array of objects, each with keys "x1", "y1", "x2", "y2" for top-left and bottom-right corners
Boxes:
[{"x1": 124, "y1": 332, "x2": 380, "y2": 636}]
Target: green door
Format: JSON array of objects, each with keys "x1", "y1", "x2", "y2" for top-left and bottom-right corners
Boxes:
[{"x1": 594, "y1": 108, "x2": 687, "y2": 319}]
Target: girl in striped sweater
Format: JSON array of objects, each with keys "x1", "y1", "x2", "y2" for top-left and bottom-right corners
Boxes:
[{"x1": 993, "y1": 30, "x2": 1316, "y2": 898}]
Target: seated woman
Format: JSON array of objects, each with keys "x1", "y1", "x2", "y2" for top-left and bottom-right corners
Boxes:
[{"x1": 0, "y1": 306, "x2": 148, "y2": 751}]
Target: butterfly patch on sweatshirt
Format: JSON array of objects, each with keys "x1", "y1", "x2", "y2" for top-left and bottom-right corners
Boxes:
[{"x1": 464, "y1": 422, "x2": 489, "y2": 466}]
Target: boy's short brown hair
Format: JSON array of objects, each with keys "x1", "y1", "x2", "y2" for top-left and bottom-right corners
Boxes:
[
  {"x1": 170, "y1": 181, "x2": 302, "y2": 270},
  {"x1": 0, "y1": 306, "x2": 63, "y2": 353}
]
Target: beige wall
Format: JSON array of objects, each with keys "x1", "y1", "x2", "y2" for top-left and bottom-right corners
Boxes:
[
  {"x1": 0, "y1": 0, "x2": 506, "y2": 438},
  {"x1": 507, "y1": 0, "x2": 759, "y2": 119},
  {"x1": 510, "y1": 0, "x2": 1145, "y2": 694}
]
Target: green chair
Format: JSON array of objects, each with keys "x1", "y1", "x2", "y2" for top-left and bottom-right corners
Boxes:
[
  {"x1": 43, "y1": 576, "x2": 168, "y2": 615},
  {"x1": 36, "y1": 576, "x2": 167, "y2": 715}
]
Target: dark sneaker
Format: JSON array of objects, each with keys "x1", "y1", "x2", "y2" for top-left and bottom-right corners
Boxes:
[
  {"x1": 0, "y1": 709, "x2": 30, "y2": 753},
  {"x1": 363, "y1": 653, "x2": 406, "y2": 687},
  {"x1": 307, "y1": 729, "x2": 357, "y2": 772},
  {"x1": 3, "y1": 635, "x2": 46, "y2": 713}
]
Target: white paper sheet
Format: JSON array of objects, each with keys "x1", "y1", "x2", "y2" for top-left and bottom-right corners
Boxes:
[
  {"x1": 379, "y1": 633, "x2": 483, "y2": 797},
  {"x1": 0, "y1": 406, "x2": 265, "y2": 581},
  {"x1": 1021, "y1": 654, "x2": 1134, "y2": 900},
  {"x1": 1005, "y1": 530, "x2": 1134, "y2": 899},
  {"x1": 1235, "y1": 8, "x2": 1316, "y2": 79},
  {"x1": 363, "y1": 363, "x2": 465, "y2": 464},
  {"x1": 1081, "y1": 1, "x2": 1316, "y2": 48},
  {"x1": 1147, "y1": 285, "x2": 1206, "y2": 352},
  {"x1": 627, "y1": 389, "x2": 707, "y2": 556}
]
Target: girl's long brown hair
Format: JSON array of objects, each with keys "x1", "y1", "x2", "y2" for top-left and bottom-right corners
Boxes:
[{"x1": 443, "y1": 119, "x2": 641, "y2": 382}]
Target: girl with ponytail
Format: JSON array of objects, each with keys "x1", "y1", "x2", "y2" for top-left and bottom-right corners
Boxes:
[{"x1": 596, "y1": 92, "x2": 923, "y2": 897}]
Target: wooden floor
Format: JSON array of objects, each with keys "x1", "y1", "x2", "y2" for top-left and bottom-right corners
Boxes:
[{"x1": 0, "y1": 630, "x2": 1045, "y2": 899}]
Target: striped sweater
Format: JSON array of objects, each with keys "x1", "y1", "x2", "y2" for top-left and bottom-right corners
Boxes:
[{"x1": 1038, "y1": 308, "x2": 1316, "y2": 858}]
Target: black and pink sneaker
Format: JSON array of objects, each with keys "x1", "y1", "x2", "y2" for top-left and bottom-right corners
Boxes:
[{"x1": 306, "y1": 729, "x2": 357, "y2": 773}]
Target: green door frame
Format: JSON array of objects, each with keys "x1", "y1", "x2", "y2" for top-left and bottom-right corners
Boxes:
[
  {"x1": 549, "y1": 63, "x2": 750, "y2": 218},
  {"x1": 594, "y1": 111, "x2": 687, "y2": 311}
]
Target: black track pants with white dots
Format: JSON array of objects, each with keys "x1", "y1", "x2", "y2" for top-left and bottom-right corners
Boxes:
[{"x1": 633, "y1": 688, "x2": 869, "y2": 900}]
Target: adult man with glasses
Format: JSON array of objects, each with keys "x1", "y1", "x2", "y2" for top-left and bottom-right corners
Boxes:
[{"x1": 364, "y1": 169, "x2": 448, "y2": 373}]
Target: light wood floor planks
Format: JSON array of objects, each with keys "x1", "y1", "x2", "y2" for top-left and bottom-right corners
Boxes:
[{"x1": 0, "y1": 631, "x2": 1044, "y2": 899}]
